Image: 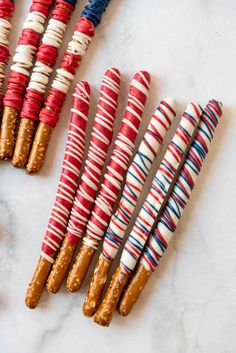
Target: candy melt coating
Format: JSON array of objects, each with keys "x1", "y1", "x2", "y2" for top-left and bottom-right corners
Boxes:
[
  {"x1": 66, "y1": 68, "x2": 121, "y2": 245},
  {"x1": 141, "y1": 100, "x2": 223, "y2": 271},
  {"x1": 41, "y1": 82, "x2": 90, "y2": 261},
  {"x1": 120, "y1": 102, "x2": 202, "y2": 274},
  {"x1": 21, "y1": 0, "x2": 77, "y2": 122},
  {"x1": 3, "y1": 0, "x2": 53, "y2": 112},
  {"x1": 102, "y1": 98, "x2": 176, "y2": 261},
  {"x1": 83, "y1": 71, "x2": 151, "y2": 250}
]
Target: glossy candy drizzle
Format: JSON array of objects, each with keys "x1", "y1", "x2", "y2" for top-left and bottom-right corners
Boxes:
[
  {"x1": 66, "y1": 68, "x2": 121, "y2": 245},
  {"x1": 41, "y1": 82, "x2": 90, "y2": 262},
  {"x1": 140, "y1": 100, "x2": 222, "y2": 271},
  {"x1": 83, "y1": 71, "x2": 151, "y2": 250},
  {"x1": 3, "y1": 0, "x2": 53, "y2": 112},
  {"x1": 0, "y1": 0, "x2": 14, "y2": 112},
  {"x1": 120, "y1": 102, "x2": 202, "y2": 274},
  {"x1": 102, "y1": 98, "x2": 176, "y2": 262},
  {"x1": 20, "y1": 0, "x2": 78, "y2": 122}
]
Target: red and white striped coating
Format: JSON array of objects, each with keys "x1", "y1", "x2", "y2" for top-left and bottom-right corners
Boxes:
[
  {"x1": 83, "y1": 70, "x2": 151, "y2": 250},
  {"x1": 3, "y1": 0, "x2": 54, "y2": 112},
  {"x1": 21, "y1": 0, "x2": 76, "y2": 121},
  {"x1": 66, "y1": 68, "x2": 121, "y2": 245},
  {"x1": 41, "y1": 81, "x2": 90, "y2": 262}
]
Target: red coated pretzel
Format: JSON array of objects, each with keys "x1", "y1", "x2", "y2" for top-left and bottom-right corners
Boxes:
[
  {"x1": 25, "y1": 82, "x2": 90, "y2": 308},
  {"x1": 66, "y1": 70, "x2": 151, "y2": 293},
  {"x1": 0, "y1": 0, "x2": 53, "y2": 159},
  {"x1": 46, "y1": 68, "x2": 121, "y2": 294}
]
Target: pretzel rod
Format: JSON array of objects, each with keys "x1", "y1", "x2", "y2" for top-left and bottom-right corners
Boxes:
[
  {"x1": 0, "y1": 0, "x2": 54, "y2": 159},
  {"x1": 46, "y1": 68, "x2": 121, "y2": 293},
  {"x1": 26, "y1": 0, "x2": 111, "y2": 174},
  {"x1": 83, "y1": 98, "x2": 177, "y2": 317},
  {"x1": 94, "y1": 102, "x2": 202, "y2": 326},
  {"x1": 12, "y1": 0, "x2": 78, "y2": 168},
  {"x1": 67, "y1": 70, "x2": 151, "y2": 293},
  {"x1": 118, "y1": 100, "x2": 223, "y2": 316},
  {"x1": 25, "y1": 82, "x2": 90, "y2": 308},
  {"x1": 0, "y1": 0, "x2": 14, "y2": 117}
]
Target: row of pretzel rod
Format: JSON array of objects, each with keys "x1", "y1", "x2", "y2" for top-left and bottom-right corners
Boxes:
[{"x1": 25, "y1": 67, "x2": 222, "y2": 326}]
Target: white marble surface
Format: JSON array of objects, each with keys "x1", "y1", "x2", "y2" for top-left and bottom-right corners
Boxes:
[{"x1": 0, "y1": 0, "x2": 236, "y2": 352}]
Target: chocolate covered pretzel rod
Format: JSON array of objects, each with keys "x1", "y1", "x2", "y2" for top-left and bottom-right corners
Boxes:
[
  {"x1": 0, "y1": 0, "x2": 54, "y2": 159},
  {"x1": 118, "y1": 100, "x2": 223, "y2": 316},
  {"x1": 0, "y1": 0, "x2": 14, "y2": 116},
  {"x1": 94, "y1": 102, "x2": 202, "y2": 326},
  {"x1": 26, "y1": 0, "x2": 111, "y2": 174},
  {"x1": 46, "y1": 68, "x2": 121, "y2": 293},
  {"x1": 83, "y1": 98, "x2": 176, "y2": 317},
  {"x1": 67, "y1": 70, "x2": 151, "y2": 293},
  {"x1": 12, "y1": 0, "x2": 78, "y2": 167},
  {"x1": 25, "y1": 82, "x2": 90, "y2": 308}
]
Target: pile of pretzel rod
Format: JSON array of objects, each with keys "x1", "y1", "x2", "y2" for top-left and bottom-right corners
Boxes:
[
  {"x1": 25, "y1": 67, "x2": 223, "y2": 327},
  {"x1": 0, "y1": 0, "x2": 111, "y2": 171}
]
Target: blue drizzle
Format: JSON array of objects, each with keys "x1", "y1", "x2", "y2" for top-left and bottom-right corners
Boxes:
[{"x1": 81, "y1": 0, "x2": 111, "y2": 27}]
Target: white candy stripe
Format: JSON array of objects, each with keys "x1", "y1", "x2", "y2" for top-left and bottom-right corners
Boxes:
[{"x1": 10, "y1": 10, "x2": 47, "y2": 76}]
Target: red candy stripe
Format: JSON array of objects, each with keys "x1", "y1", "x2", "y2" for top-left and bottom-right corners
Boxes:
[
  {"x1": 41, "y1": 82, "x2": 90, "y2": 260},
  {"x1": 66, "y1": 68, "x2": 121, "y2": 246}
]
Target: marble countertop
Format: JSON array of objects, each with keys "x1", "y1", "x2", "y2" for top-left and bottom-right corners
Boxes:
[{"x1": 1, "y1": 1, "x2": 236, "y2": 352}]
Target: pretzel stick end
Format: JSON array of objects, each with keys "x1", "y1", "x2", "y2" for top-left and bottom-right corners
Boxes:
[
  {"x1": 66, "y1": 242, "x2": 95, "y2": 292},
  {"x1": 12, "y1": 118, "x2": 36, "y2": 167},
  {"x1": 0, "y1": 106, "x2": 18, "y2": 159},
  {"x1": 46, "y1": 236, "x2": 77, "y2": 294},
  {"x1": 94, "y1": 266, "x2": 129, "y2": 327},
  {"x1": 83, "y1": 254, "x2": 111, "y2": 317},
  {"x1": 26, "y1": 122, "x2": 53, "y2": 174},
  {"x1": 25, "y1": 256, "x2": 52, "y2": 309},
  {"x1": 118, "y1": 263, "x2": 151, "y2": 317}
]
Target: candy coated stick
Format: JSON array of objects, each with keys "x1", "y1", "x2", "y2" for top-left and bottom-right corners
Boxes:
[
  {"x1": 0, "y1": 0, "x2": 14, "y2": 116},
  {"x1": 12, "y1": 0, "x2": 78, "y2": 167},
  {"x1": 83, "y1": 98, "x2": 177, "y2": 317},
  {"x1": 25, "y1": 82, "x2": 90, "y2": 308},
  {"x1": 26, "y1": 0, "x2": 111, "y2": 174},
  {"x1": 94, "y1": 102, "x2": 202, "y2": 326},
  {"x1": 66, "y1": 70, "x2": 151, "y2": 293},
  {"x1": 46, "y1": 68, "x2": 121, "y2": 294},
  {"x1": 0, "y1": 0, "x2": 54, "y2": 159},
  {"x1": 118, "y1": 100, "x2": 223, "y2": 316}
]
